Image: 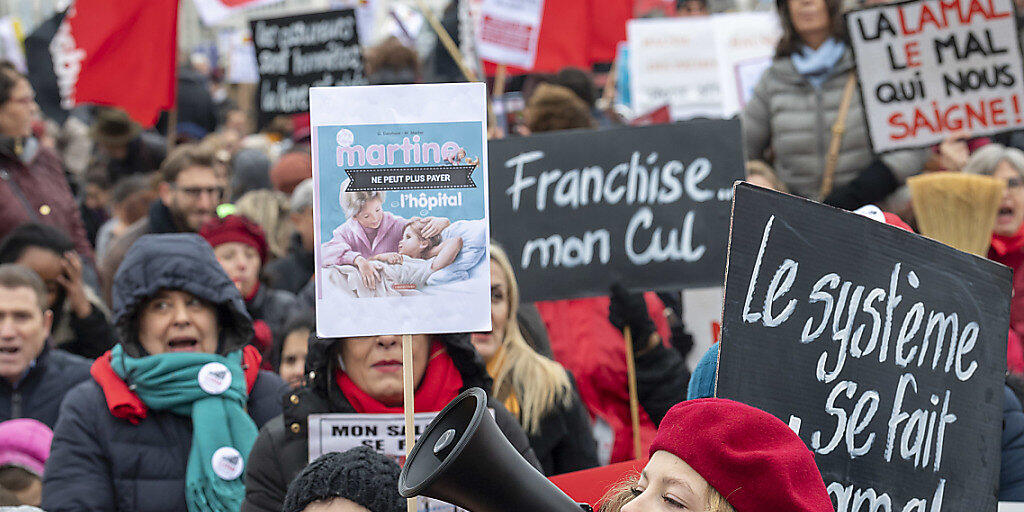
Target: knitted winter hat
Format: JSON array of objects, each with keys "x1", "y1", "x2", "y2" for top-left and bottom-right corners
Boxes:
[
  {"x1": 270, "y1": 151, "x2": 312, "y2": 195},
  {"x1": 231, "y1": 148, "x2": 272, "y2": 202},
  {"x1": 650, "y1": 398, "x2": 832, "y2": 512},
  {"x1": 0, "y1": 419, "x2": 52, "y2": 476},
  {"x1": 282, "y1": 447, "x2": 404, "y2": 512},
  {"x1": 199, "y1": 214, "x2": 269, "y2": 264}
]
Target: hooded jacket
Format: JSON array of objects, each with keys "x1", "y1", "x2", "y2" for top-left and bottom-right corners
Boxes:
[
  {"x1": 742, "y1": 50, "x2": 927, "y2": 201},
  {"x1": 42, "y1": 234, "x2": 287, "y2": 512},
  {"x1": 241, "y1": 333, "x2": 541, "y2": 512}
]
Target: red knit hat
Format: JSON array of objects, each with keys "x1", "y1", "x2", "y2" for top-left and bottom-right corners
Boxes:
[
  {"x1": 650, "y1": 399, "x2": 833, "y2": 512},
  {"x1": 199, "y1": 214, "x2": 269, "y2": 264}
]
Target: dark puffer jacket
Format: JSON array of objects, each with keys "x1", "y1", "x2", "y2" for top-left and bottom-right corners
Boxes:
[
  {"x1": 247, "y1": 284, "x2": 298, "y2": 350},
  {"x1": 241, "y1": 333, "x2": 541, "y2": 512},
  {"x1": 42, "y1": 234, "x2": 287, "y2": 512},
  {"x1": 0, "y1": 344, "x2": 90, "y2": 428},
  {"x1": 525, "y1": 375, "x2": 599, "y2": 476},
  {"x1": 263, "y1": 234, "x2": 313, "y2": 295},
  {"x1": 1002, "y1": 384, "x2": 1024, "y2": 501}
]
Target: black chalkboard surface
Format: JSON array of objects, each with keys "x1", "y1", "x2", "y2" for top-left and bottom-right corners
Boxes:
[
  {"x1": 717, "y1": 183, "x2": 1010, "y2": 512},
  {"x1": 250, "y1": 9, "x2": 365, "y2": 128},
  {"x1": 488, "y1": 120, "x2": 744, "y2": 302}
]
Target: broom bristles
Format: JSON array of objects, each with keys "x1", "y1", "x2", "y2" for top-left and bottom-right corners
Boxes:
[{"x1": 908, "y1": 173, "x2": 1005, "y2": 257}]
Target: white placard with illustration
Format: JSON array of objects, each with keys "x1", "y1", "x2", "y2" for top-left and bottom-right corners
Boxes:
[{"x1": 310, "y1": 83, "x2": 491, "y2": 338}]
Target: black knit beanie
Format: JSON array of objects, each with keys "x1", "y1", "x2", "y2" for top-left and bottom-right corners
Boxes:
[{"x1": 282, "y1": 447, "x2": 405, "y2": 512}]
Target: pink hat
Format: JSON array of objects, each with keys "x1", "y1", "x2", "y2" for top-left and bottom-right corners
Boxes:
[{"x1": 0, "y1": 418, "x2": 53, "y2": 476}]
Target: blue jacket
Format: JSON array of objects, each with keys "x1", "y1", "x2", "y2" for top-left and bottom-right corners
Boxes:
[
  {"x1": 0, "y1": 344, "x2": 90, "y2": 428},
  {"x1": 42, "y1": 234, "x2": 288, "y2": 512},
  {"x1": 1002, "y1": 385, "x2": 1024, "y2": 501},
  {"x1": 687, "y1": 342, "x2": 718, "y2": 400}
]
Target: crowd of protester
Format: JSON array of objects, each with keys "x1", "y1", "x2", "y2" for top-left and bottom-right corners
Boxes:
[{"x1": 4, "y1": 0, "x2": 1024, "y2": 509}]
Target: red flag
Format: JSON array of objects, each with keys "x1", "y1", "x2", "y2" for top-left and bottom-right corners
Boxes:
[
  {"x1": 484, "y1": 0, "x2": 630, "y2": 74},
  {"x1": 58, "y1": 0, "x2": 178, "y2": 127}
]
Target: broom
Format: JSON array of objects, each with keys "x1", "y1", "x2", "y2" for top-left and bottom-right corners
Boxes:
[{"x1": 907, "y1": 173, "x2": 1005, "y2": 257}]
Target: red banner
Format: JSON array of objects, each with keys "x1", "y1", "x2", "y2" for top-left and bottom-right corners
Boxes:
[{"x1": 57, "y1": 0, "x2": 178, "y2": 127}]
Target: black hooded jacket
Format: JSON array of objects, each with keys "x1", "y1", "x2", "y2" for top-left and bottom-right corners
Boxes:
[
  {"x1": 42, "y1": 234, "x2": 287, "y2": 512},
  {"x1": 241, "y1": 333, "x2": 542, "y2": 512}
]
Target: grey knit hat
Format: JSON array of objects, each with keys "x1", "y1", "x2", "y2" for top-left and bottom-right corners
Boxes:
[{"x1": 282, "y1": 447, "x2": 404, "y2": 512}]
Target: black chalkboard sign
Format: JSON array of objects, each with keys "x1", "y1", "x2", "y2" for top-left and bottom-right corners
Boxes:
[
  {"x1": 250, "y1": 9, "x2": 365, "y2": 128},
  {"x1": 717, "y1": 183, "x2": 1010, "y2": 512},
  {"x1": 487, "y1": 120, "x2": 744, "y2": 302}
]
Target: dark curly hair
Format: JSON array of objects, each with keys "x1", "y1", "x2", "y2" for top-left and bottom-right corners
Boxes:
[{"x1": 524, "y1": 83, "x2": 596, "y2": 134}]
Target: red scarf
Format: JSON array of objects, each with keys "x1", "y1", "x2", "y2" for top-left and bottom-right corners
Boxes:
[
  {"x1": 991, "y1": 222, "x2": 1024, "y2": 258},
  {"x1": 335, "y1": 342, "x2": 464, "y2": 414}
]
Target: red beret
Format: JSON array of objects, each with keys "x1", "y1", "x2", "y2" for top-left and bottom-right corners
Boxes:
[
  {"x1": 199, "y1": 214, "x2": 268, "y2": 264},
  {"x1": 650, "y1": 398, "x2": 833, "y2": 512}
]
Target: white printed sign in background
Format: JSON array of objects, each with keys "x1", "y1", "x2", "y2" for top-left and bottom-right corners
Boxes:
[
  {"x1": 309, "y1": 413, "x2": 465, "y2": 512},
  {"x1": 311, "y1": 83, "x2": 491, "y2": 338},
  {"x1": 847, "y1": 0, "x2": 1024, "y2": 152},
  {"x1": 627, "y1": 12, "x2": 780, "y2": 121},
  {"x1": 475, "y1": 0, "x2": 545, "y2": 69}
]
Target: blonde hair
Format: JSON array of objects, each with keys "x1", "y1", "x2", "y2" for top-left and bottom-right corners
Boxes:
[
  {"x1": 339, "y1": 179, "x2": 386, "y2": 219},
  {"x1": 234, "y1": 189, "x2": 293, "y2": 260},
  {"x1": 489, "y1": 244, "x2": 573, "y2": 434},
  {"x1": 598, "y1": 473, "x2": 736, "y2": 512}
]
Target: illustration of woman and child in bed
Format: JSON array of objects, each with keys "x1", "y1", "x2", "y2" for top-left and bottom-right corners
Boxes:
[{"x1": 320, "y1": 179, "x2": 487, "y2": 298}]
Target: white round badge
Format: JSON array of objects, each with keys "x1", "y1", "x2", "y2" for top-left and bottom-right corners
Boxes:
[
  {"x1": 211, "y1": 446, "x2": 244, "y2": 481},
  {"x1": 198, "y1": 362, "x2": 232, "y2": 395}
]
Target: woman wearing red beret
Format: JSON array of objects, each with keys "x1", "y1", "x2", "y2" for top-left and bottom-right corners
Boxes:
[
  {"x1": 200, "y1": 215, "x2": 299, "y2": 365},
  {"x1": 601, "y1": 398, "x2": 833, "y2": 512}
]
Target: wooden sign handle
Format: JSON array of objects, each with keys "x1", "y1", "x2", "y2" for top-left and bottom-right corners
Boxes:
[
  {"x1": 623, "y1": 327, "x2": 642, "y2": 460},
  {"x1": 415, "y1": 0, "x2": 479, "y2": 82},
  {"x1": 403, "y1": 334, "x2": 417, "y2": 512}
]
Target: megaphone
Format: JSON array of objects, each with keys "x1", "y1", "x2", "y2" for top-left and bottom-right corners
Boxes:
[{"x1": 399, "y1": 387, "x2": 589, "y2": 512}]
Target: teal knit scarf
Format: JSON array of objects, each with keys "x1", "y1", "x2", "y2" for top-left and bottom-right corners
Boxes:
[{"x1": 111, "y1": 345, "x2": 258, "y2": 512}]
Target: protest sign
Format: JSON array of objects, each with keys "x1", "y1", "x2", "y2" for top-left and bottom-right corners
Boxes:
[
  {"x1": 847, "y1": 0, "x2": 1024, "y2": 152},
  {"x1": 475, "y1": 0, "x2": 545, "y2": 69},
  {"x1": 308, "y1": 412, "x2": 439, "y2": 464},
  {"x1": 717, "y1": 183, "x2": 1010, "y2": 512},
  {"x1": 627, "y1": 12, "x2": 780, "y2": 120},
  {"x1": 251, "y1": 9, "x2": 364, "y2": 128},
  {"x1": 311, "y1": 83, "x2": 491, "y2": 338},
  {"x1": 487, "y1": 119, "x2": 743, "y2": 303},
  {"x1": 308, "y1": 412, "x2": 464, "y2": 512}
]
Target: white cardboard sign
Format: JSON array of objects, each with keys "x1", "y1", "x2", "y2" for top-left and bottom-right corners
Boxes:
[
  {"x1": 847, "y1": 0, "x2": 1024, "y2": 152},
  {"x1": 628, "y1": 12, "x2": 780, "y2": 121},
  {"x1": 309, "y1": 412, "x2": 465, "y2": 512},
  {"x1": 310, "y1": 83, "x2": 492, "y2": 338},
  {"x1": 475, "y1": 0, "x2": 545, "y2": 69}
]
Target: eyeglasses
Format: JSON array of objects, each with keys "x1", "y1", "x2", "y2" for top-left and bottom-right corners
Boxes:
[{"x1": 175, "y1": 185, "x2": 225, "y2": 200}]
